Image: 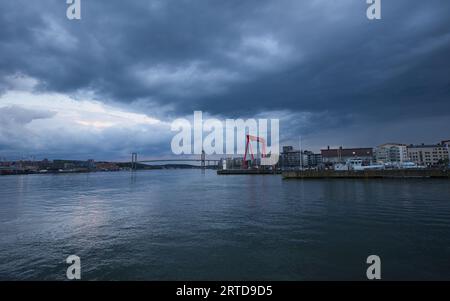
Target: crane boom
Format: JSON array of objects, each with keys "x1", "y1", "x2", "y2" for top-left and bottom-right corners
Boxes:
[{"x1": 243, "y1": 134, "x2": 267, "y2": 169}]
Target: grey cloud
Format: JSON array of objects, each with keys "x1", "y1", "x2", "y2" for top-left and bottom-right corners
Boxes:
[
  {"x1": 1, "y1": 1, "x2": 449, "y2": 113},
  {"x1": 0, "y1": 104, "x2": 173, "y2": 160},
  {"x1": 0, "y1": 105, "x2": 56, "y2": 125},
  {"x1": 0, "y1": 0, "x2": 449, "y2": 158},
  {"x1": 0, "y1": 106, "x2": 56, "y2": 156}
]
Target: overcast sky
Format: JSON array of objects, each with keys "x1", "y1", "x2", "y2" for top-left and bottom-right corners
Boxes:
[{"x1": 0, "y1": 0, "x2": 449, "y2": 161}]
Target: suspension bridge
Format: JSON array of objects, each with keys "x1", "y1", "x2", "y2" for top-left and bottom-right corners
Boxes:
[{"x1": 130, "y1": 151, "x2": 220, "y2": 170}]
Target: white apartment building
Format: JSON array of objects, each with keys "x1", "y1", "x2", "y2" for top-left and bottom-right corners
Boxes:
[
  {"x1": 375, "y1": 143, "x2": 408, "y2": 163},
  {"x1": 407, "y1": 144, "x2": 449, "y2": 167}
]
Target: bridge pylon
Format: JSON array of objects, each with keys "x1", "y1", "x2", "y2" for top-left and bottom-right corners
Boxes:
[
  {"x1": 201, "y1": 150, "x2": 206, "y2": 169},
  {"x1": 131, "y1": 153, "x2": 138, "y2": 170}
]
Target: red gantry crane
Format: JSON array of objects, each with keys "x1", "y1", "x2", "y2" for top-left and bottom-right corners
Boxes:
[{"x1": 243, "y1": 134, "x2": 267, "y2": 169}]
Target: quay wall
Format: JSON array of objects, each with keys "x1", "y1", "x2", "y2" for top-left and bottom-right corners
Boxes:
[{"x1": 282, "y1": 169, "x2": 450, "y2": 179}]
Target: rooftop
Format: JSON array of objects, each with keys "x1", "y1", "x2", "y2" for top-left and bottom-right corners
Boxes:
[
  {"x1": 408, "y1": 144, "x2": 448, "y2": 148},
  {"x1": 321, "y1": 147, "x2": 373, "y2": 157}
]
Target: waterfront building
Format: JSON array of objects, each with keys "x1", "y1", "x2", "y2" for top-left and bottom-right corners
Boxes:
[
  {"x1": 443, "y1": 140, "x2": 450, "y2": 162},
  {"x1": 280, "y1": 147, "x2": 301, "y2": 168},
  {"x1": 220, "y1": 157, "x2": 244, "y2": 170},
  {"x1": 310, "y1": 153, "x2": 323, "y2": 167},
  {"x1": 407, "y1": 143, "x2": 449, "y2": 167},
  {"x1": 52, "y1": 159, "x2": 96, "y2": 170},
  {"x1": 282, "y1": 146, "x2": 294, "y2": 153},
  {"x1": 321, "y1": 146, "x2": 373, "y2": 164},
  {"x1": 375, "y1": 143, "x2": 408, "y2": 163},
  {"x1": 20, "y1": 161, "x2": 40, "y2": 172},
  {"x1": 0, "y1": 161, "x2": 12, "y2": 167},
  {"x1": 95, "y1": 162, "x2": 120, "y2": 171},
  {"x1": 38, "y1": 159, "x2": 51, "y2": 170},
  {"x1": 281, "y1": 146, "x2": 322, "y2": 169}
]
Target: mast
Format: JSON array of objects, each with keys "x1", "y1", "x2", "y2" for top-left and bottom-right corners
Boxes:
[{"x1": 299, "y1": 136, "x2": 303, "y2": 171}]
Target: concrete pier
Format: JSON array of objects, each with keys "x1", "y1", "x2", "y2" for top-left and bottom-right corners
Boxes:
[
  {"x1": 217, "y1": 169, "x2": 278, "y2": 175},
  {"x1": 282, "y1": 169, "x2": 450, "y2": 179}
]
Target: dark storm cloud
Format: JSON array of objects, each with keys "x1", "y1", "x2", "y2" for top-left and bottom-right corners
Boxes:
[{"x1": 0, "y1": 0, "x2": 449, "y2": 157}]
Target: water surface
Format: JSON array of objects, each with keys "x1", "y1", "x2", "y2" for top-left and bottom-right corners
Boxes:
[{"x1": 0, "y1": 170, "x2": 449, "y2": 280}]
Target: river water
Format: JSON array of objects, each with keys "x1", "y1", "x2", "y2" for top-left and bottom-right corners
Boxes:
[{"x1": 0, "y1": 170, "x2": 449, "y2": 280}]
